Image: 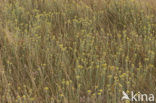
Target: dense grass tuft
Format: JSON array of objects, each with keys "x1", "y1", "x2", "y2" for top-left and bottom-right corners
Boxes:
[{"x1": 0, "y1": 0, "x2": 156, "y2": 103}]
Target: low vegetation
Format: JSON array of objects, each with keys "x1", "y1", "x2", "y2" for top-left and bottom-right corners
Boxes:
[{"x1": 0, "y1": 0, "x2": 156, "y2": 103}]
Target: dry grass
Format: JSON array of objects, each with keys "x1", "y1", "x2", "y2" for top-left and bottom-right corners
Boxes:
[{"x1": 0, "y1": 0, "x2": 156, "y2": 103}]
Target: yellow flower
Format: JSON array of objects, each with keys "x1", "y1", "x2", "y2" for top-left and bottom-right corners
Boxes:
[
  {"x1": 8, "y1": 83, "x2": 11, "y2": 86},
  {"x1": 62, "y1": 79, "x2": 65, "y2": 84},
  {"x1": 18, "y1": 87, "x2": 21, "y2": 90},
  {"x1": 92, "y1": 93, "x2": 96, "y2": 96},
  {"x1": 23, "y1": 85, "x2": 26, "y2": 88},
  {"x1": 44, "y1": 87, "x2": 49, "y2": 90},
  {"x1": 131, "y1": 0, "x2": 134, "y2": 2},
  {"x1": 125, "y1": 100, "x2": 130, "y2": 103},
  {"x1": 95, "y1": 85, "x2": 98, "y2": 89},
  {"x1": 30, "y1": 97, "x2": 35, "y2": 101},
  {"x1": 78, "y1": 65, "x2": 83, "y2": 69},
  {"x1": 99, "y1": 89, "x2": 103, "y2": 92},
  {"x1": 69, "y1": 80, "x2": 72, "y2": 83},
  {"x1": 59, "y1": 44, "x2": 63, "y2": 48},
  {"x1": 149, "y1": 64, "x2": 154, "y2": 68},
  {"x1": 108, "y1": 75, "x2": 112, "y2": 79},
  {"x1": 23, "y1": 95, "x2": 26, "y2": 98},
  {"x1": 110, "y1": 66, "x2": 115, "y2": 70},
  {"x1": 96, "y1": 65, "x2": 100, "y2": 69},
  {"x1": 66, "y1": 81, "x2": 70, "y2": 86},
  {"x1": 76, "y1": 75, "x2": 80, "y2": 79},
  {"x1": 60, "y1": 93, "x2": 64, "y2": 97},
  {"x1": 17, "y1": 95, "x2": 20, "y2": 98},
  {"x1": 97, "y1": 92, "x2": 101, "y2": 95},
  {"x1": 43, "y1": 64, "x2": 46, "y2": 66},
  {"x1": 145, "y1": 58, "x2": 149, "y2": 61},
  {"x1": 87, "y1": 90, "x2": 91, "y2": 94}
]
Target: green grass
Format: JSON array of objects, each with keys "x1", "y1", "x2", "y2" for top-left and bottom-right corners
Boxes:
[{"x1": 0, "y1": 0, "x2": 156, "y2": 103}]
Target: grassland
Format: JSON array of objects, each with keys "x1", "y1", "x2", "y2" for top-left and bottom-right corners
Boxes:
[{"x1": 0, "y1": 0, "x2": 156, "y2": 103}]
